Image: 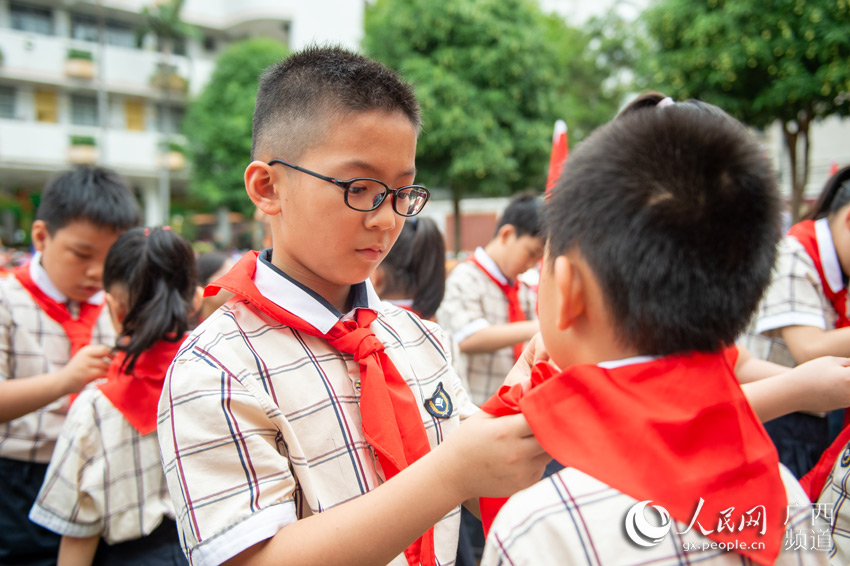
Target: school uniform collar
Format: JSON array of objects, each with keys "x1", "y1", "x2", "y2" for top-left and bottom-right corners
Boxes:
[
  {"x1": 29, "y1": 251, "x2": 104, "y2": 305},
  {"x1": 255, "y1": 249, "x2": 383, "y2": 334},
  {"x1": 815, "y1": 217, "x2": 844, "y2": 294},
  {"x1": 473, "y1": 246, "x2": 508, "y2": 285},
  {"x1": 596, "y1": 354, "x2": 660, "y2": 369}
]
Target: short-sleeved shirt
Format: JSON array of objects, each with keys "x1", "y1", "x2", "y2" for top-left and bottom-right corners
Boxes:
[
  {"x1": 159, "y1": 252, "x2": 477, "y2": 566},
  {"x1": 28, "y1": 386, "x2": 174, "y2": 544},
  {"x1": 436, "y1": 247, "x2": 537, "y2": 405},
  {"x1": 0, "y1": 257, "x2": 115, "y2": 463},
  {"x1": 812, "y1": 438, "x2": 850, "y2": 564},
  {"x1": 482, "y1": 465, "x2": 827, "y2": 566},
  {"x1": 742, "y1": 220, "x2": 845, "y2": 368}
]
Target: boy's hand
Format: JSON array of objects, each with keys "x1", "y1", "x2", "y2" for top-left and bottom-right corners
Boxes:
[
  {"x1": 502, "y1": 332, "x2": 557, "y2": 390},
  {"x1": 58, "y1": 345, "x2": 113, "y2": 394},
  {"x1": 438, "y1": 411, "x2": 550, "y2": 501}
]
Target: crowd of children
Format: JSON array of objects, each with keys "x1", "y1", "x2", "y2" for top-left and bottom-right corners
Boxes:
[{"x1": 2, "y1": 45, "x2": 850, "y2": 566}]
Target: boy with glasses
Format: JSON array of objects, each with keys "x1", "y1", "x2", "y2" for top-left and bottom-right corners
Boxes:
[{"x1": 157, "y1": 45, "x2": 549, "y2": 566}]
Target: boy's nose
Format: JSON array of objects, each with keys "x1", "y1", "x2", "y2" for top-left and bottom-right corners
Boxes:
[{"x1": 366, "y1": 195, "x2": 397, "y2": 230}]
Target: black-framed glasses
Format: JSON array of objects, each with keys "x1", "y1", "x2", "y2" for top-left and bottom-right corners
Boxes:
[{"x1": 268, "y1": 158, "x2": 430, "y2": 217}]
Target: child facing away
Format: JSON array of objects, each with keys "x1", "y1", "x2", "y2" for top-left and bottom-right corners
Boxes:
[
  {"x1": 437, "y1": 191, "x2": 543, "y2": 406},
  {"x1": 29, "y1": 227, "x2": 195, "y2": 566},
  {"x1": 743, "y1": 165, "x2": 850, "y2": 478},
  {"x1": 369, "y1": 216, "x2": 446, "y2": 321},
  {"x1": 157, "y1": 45, "x2": 549, "y2": 566},
  {"x1": 479, "y1": 99, "x2": 827, "y2": 565},
  {"x1": 0, "y1": 166, "x2": 140, "y2": 566}
]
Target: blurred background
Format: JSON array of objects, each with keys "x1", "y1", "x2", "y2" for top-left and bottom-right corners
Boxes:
[{"x1": 0, "y1": 0, "x2": 847, "y2": 264}]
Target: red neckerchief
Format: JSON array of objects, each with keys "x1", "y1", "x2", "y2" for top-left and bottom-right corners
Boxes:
[
  {"x1": 800, "y1": 424, "x2": 850, "y2": 502},
  {"x1": 479, "y1": 349, "x2": 785, "y2": 566},
  {"x1": 98, "y1": 338, "x2": 183, "y2": 435},
  {"x1": 467, "y1": 255, "x2": 526, "y2": 361},
  {"x1": 206, "y1": 252, "x2": 435, "y2": 566},
  {"x1": 788, "y1": 219, "x2": 850, "y2": 328},
  {"x1": 14, "y1": 263, "x2": 104, "y2": 357}
]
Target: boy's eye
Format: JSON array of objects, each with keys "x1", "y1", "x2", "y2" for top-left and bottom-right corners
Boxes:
[
  {"x1": 348, "y1": 183, "x2": 368, "y2": 195},
  {"x1": 396, "y1": 191, "x2": 410, "y2": 202},
  {"x1": 71, "y1": 249, "x2": 91, "y2": 260}
]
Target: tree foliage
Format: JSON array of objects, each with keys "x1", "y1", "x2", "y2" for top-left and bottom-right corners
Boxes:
[
  {"x1": 364, "y1": 0, "x2": 564, "y2": 201},
  {"x1": 640, "y1": 0, "x2": 850, "y2": 219},
  {"x1": 183, "y1": 38, "x2": 289, "y2": 214}
]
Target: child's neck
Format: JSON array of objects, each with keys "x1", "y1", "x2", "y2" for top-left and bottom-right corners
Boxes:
[{"x1": 482, "y1": 241, "x2": 511, "y2": 280}]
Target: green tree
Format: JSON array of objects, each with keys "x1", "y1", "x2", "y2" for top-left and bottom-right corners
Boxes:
[
  {"x1": 641, "y1": 0, "x2": 850, "y2": 220},
  {"x1": 183, "y1": 38, "x2": 289, "y2": 215},
  {"x1": 364, "y1": 0, "x2": 565, "y2": 251}
]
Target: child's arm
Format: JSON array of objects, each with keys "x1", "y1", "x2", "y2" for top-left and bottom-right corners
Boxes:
[
  {"x1": 734, "y1": 344, "x2": 791, "y2": 383},
  {"x1": 741, "y1": 356, "x2": 850, "y2": 422},
  {"x1": 57, "y1": 534, "x2": 99, "y2": 566},
  {"x1": 781, "y1": 325, "x2": 850, "y2": 363},
  {"x1": 0, "y1": 344, "x2": 112, "y2": 423},
  {"x1": 458, "y1": 320, "x2": 539, "y2": 354},
  {"x1": 225, "y1": 412, "x2": 549, "y2": 566}
]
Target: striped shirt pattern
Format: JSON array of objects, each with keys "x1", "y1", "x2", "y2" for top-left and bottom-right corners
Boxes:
[
  {"x1": 159, "y1": 267, "x2": 476, "y2": 566},
  {"x1": 436, "y1": 255, "x2": 536, "y2": 406},
  {"x1": 0, "y1": 274, "x2": 115, "y2": 463},
  {"x1": 28, "y1": 386, "x2": 176, "y2": 544},
  {"x1": 742, "y1": 235, "x2": 841, "y2": 368},
  {"x1": 813, "y1": 440, "x2": 850, "y2": 565},
  {"x1": 482, "y1": 465, "x2": 827, "y2": 566}
]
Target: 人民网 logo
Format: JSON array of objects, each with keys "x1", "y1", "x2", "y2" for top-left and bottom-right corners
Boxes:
[
  {"x1": 424, "y1": 382, "x2": 452, "y2": 419},
  {"x1": 625, "y1": 500, "x2": 673, "y2": 547}
]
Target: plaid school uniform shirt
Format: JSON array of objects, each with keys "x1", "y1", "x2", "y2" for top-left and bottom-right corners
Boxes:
[
  {"x1": 482, "y1": 465, "x2": 827, "y2": 566},
  {"x1": 812, "y1": 439, "x2": 850, "y2": 565},
  {"x1": 0, "y1": 254, "x2": 115, "y2": 463},
  {"x1": 28, "y1": 386, "x2": 175, "y2": 543},
  {"x1": 742, "y1": 222, "x2": 842, "y2": 368},
  {"x1": 436, "y1": 247, "x2": 536, "y2": 406},
  {"x1": 159, "y1": 252, "x2": 477, "y2": 566}
]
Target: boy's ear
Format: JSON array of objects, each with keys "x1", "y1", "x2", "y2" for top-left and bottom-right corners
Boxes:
[
  {"x1": 31, "y1": 220, "x2": 49, "y2": 253},
  {"x1": 496, "y1": 224, "x2": 516, "y2": 244},
  {"x1": 553, "y1": 254, "x2": 586, "y2": 330},
  {"x1": 244, "y1": 161, "x2": 282, "y2": 215}
]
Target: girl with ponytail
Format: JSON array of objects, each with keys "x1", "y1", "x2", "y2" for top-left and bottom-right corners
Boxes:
[{"x1": 29, "y1": 227, "x2": 195, "y2": 566}]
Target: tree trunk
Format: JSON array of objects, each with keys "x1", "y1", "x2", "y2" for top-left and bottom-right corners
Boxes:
[
  {"x1": 452, "y1": 189, "x2": 462, "y2": 257},
  {"x1": 782, "y1": 122, "x2": 802, "y2": 223},
  {"x1": 782, "y1": 111, "x2": 813, "y2": 223}
]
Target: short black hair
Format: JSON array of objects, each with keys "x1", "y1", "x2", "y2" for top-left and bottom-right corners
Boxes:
[
  {"x1": 197, "y1": 251, "x2": 229, "y2": 287},
  {"x1": 496, "y1": 190, "x2": 543, "y2": 239},
  {"x1": 545, "y1": 103, "x2": 781, "y2": 355},
  {"x1": 252, "y1": 45, "x2": 421, "y2": 161},
  {"x1": 36, "y1": 166, "x2": 141, "y2": 234},
  {"x1": 805, "y1": 165, "x2": 850, "y2": 221},
  {"x1": 103, "y1": 227, "x2": 197, "y2": 373}
]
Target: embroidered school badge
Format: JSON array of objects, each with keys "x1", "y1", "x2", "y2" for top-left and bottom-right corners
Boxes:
[
  {"x1": 841, "y1": 444, "x2": 850, "y2": 468},
  {"x1": 424, "y1": 382, "x2": 453, "y2": 419}
]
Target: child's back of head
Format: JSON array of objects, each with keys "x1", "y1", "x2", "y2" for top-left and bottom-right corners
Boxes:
[
  {"x1": 545, "y1": 101, "x2": 781, "y2": 355},
  {"x1": 103, "y1": 227, "x2": 197, "y2": 373},
  {"x1": 36, "y1": 166, "x2": 141, "y2": 234},
  {"x1": 251, "y1": 45, "x2": 421, "y2": 161}
]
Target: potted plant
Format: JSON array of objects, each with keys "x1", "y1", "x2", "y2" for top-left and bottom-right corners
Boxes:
[
  {"x1": 68, "y1": 135, "x2": 98, "y2": 164},
  {"x1": 65, "y1": 48, "x2": 95, "y2": 79},
  {"x1": 159, "y1": 140, "x2": 186, "y2": 170},
  {"x1": 150, "y1": 63, "x2": 188, "y2": 93}
]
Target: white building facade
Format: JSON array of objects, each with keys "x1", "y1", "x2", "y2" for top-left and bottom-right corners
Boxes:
[{"x1": 0, "y1": 0, "x2": 363, "y2": 242}]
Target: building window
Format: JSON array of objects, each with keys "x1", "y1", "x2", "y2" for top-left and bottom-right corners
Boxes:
[
  {"x1": 10, "y1": 2, "x2": 53, "y2": 36},
  {"x1": 0, "y1": 87, "x2": 16, "y2": 119},
  {"x1": 70, "y1": 94, "x2": 98, "y2": 126},
  {"x1": 158, "y1": 105, "x2": 184, "y2": 134},
  {"x1": 157, "y1": 36, "x2": 187, "y2": 57},
  {"x1": 125, "y1": 99, "x2": 146, "y2": 131},
  {"x1": 34, "y1": 89, "x2": 58, "y2": 123},
  {"x1": 106, "y1": 21, "x2": 136, "y2": 49},
  {"x1": 70, "y1": 14, "x2": 99, "y2": 43}
]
